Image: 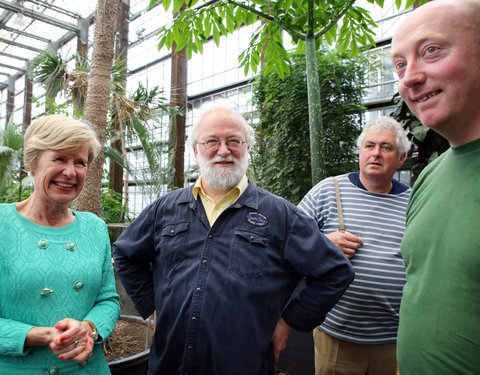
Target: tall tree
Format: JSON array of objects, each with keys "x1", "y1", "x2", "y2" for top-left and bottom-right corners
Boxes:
[
  {"x1": 168, "y1": 5, "x2": 188, "y2": 189},
  {"x1": 73, "y1": 0, "x2": 120, "y2": 215},
  {"x1": 252, "y1": 49, "x2": 369, "y2": 204},
  {"x1": 110, "y1": 0, "x2": 131, "y2": 196},
  {"x1": 151, "y1": 0, "x2": 428, "y2": 184}
]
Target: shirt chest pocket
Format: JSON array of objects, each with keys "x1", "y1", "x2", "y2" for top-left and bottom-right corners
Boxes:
[
  {"x1": 160, "y1": 222, "x2": 189, "y2": 266},
  {"x1": 230, "y1": 229, "x2": 269, "y2": 278}
]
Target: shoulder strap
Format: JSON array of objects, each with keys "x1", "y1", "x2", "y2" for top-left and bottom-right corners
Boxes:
[{"x1": 333, "y1": 177, "x2": 345, "y2": 233}]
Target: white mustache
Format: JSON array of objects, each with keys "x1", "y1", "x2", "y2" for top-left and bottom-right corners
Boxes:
[{"x1": 208, "y1": 155, "x2": 235, "y2": 164}]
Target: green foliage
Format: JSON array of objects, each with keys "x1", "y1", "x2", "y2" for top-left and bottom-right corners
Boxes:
[
  {"x1": 152, "y1": 0, "x2": 380, "y2": 78},
  {"x1": 29, "y1": 48, "x2": 178, "y2": 211},
  {"x1": 101, "y1": 189, "x2": 131, "y2": 224},
  {"x1": 108, "y1": 83, "x2": 181, "y2": 202},
  {"x1": 252, "y1": 49, "x2": 369, "y2": 204},
  {"x1": 364, "y1": 0, "x2": 429, "y2": 8},
  {"x1": 0, "y1": 117, "x2": 23, "y2": 196},
  {"x1": 0, "y1": 181, "x2": 33, "y2": 204},
  {"x1": 30, "y1": 49, "x2": 127, "y2": 117},
  {"x1": 151, "y1": 0, "x2": 383, "y2": 182},
  {"x1": 31, "y1": 97, "x2": 71, "y2": 117},
  {"x1": 30, "y1": 50, "x2": 68, "y2": 100},
  {"x1": 393, "y1": 0, "x2": 429, "y2": 8},
  {"x1": 101, "y1": 188, "x2": 133, "y2": 244},
  {"x1": 152, "y1": 0, "x2": 430, "y2": 78}
]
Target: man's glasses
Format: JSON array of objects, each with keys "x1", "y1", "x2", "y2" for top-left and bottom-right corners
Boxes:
[{"x1": 197, "y1": 137, "x2": 247, "y2": 151}]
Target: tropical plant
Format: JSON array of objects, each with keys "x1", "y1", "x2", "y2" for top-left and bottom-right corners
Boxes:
[
  {"x1": 150, "y1": 0, "x2": 430, "y2": 185},
  {"x1": 0, "y1": 182, "x2": 34, "y2": 204},
  {"x1": 30, "y1": 50, "x2": 89, "y2": 116},
  {"x1": 109, "y1": 83, "x2": 181, "y2": 206},
  {"x1": 252, "y1": 48, "x2": 370, "y2": 204},
  {"x1": 30, "y1": 51, "x2": 69, "y2": 100},
  {"x1": 0, "y1": 117, "x2": 23, "y2": 196},
  {"x1": 101, "y1": 188, "x2": 133, "y2": 244},
  {"x1": 101, "y1": 188, "x2": 129, "y2": 225},
  {"x1": 29, "y1": 45, "x2": 179, "y2": 217},
  {"x1": 30, "y1": 49, "x2": 127, "y2": 119}
]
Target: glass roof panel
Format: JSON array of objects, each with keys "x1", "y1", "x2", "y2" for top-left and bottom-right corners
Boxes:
[{"x1": 0, "y1": 0, "x2": 98, "y2": 90}]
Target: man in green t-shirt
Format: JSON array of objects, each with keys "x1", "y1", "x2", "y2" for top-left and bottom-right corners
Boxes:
[{"x1": 391, "y1": 0, "x2": 480, "y2": 373}]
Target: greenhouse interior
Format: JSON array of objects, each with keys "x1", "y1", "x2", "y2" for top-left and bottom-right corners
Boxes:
[
  {"x1": 1, "y1": 0, "x2": 417, "y2": 217},
  {"x1": 3, "y1": 1, "x2": 465, "y2": 374}
]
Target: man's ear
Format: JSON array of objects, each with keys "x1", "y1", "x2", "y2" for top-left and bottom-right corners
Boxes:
[{"x1": 398, "y1": 152, "x2": 407, "y2": 166}]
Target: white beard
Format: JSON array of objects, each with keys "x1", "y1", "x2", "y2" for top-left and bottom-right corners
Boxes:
[{"x1": 197, "y1": 153, "x2": 248, "y2": 191}]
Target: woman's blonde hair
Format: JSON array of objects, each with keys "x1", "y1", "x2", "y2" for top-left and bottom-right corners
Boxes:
[{"x1": 23, "y1": 115, "x2": 101, "y2": 171}]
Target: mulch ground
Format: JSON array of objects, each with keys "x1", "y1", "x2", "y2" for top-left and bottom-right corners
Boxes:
[{"x1": 103, "y1": 318, "x2": 153, "y2": 362}]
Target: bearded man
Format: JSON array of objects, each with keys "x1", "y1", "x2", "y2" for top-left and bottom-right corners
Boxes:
[{"x1": 113, "y1": 102, "x2": 354, "y2": 375}]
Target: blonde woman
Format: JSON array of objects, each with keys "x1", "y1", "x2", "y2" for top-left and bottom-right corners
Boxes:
[{"x1": 0, "y1": 115, "x2": 120, "y2": 374}]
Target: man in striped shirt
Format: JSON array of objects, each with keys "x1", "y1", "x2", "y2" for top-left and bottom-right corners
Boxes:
[{"x1": 298, "y1": 116, "x2": 411, "y2": 375}]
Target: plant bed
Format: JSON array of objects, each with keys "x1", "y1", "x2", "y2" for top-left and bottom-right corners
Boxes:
[{"x1": 104, "y1": 315, "x2": 154, "y2": 375}]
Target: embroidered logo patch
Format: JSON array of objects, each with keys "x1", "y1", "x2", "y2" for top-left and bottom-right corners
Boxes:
[{"x1": 246, "y1": 212, "x2": 268, "y2": 226}]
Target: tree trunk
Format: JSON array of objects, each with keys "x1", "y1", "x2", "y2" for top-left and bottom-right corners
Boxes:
[
  {"x1": 305, "y1": 0, "x2": 325, "y2": 184},
  {"x1": 19, "y1": 74, "x2": 33, "y2": 200},
  {"x1": 73, "y1": 0, "x2": 119, "y2": 215},
  {"x1": 109, "y1": 0, "x2": 130, "y2": 197},
  {"x1": 169, "y1": 6, "x2": 187, "y2": 189},
  {"x1": 75, "y1": 18, "x2": 89, "y2": 115}
]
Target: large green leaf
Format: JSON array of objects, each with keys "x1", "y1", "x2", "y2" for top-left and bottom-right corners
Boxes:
[{"x1": 152, "y1": 0, "x2": 386, "y2": 181}]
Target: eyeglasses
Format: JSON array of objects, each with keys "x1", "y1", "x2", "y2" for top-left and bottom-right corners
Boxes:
[{"x1": 197, "y1": 137, "x2": 247, "y2": 151}]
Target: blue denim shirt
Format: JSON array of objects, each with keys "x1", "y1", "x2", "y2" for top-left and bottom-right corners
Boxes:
[{"x1": 113, "y1": 183, "x2": 354, "y2": 375}]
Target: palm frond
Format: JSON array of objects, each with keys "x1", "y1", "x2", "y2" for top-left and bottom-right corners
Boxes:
[
  {"x1": 0, "y1": 117, "x2": 23, "y2": 195},
  {"x1": 104, "y1": 146, "x2": 140, "y2": 187},
  {"x1": 30, "y1": 50, "x2": 69, "y2": 99}
]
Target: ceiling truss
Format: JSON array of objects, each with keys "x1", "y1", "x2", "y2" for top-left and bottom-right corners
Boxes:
[{"x1": 0, "y1": 0, "x2": 96, "y2": 92}]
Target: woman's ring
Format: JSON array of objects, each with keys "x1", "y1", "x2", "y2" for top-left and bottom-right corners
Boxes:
[{"x1": 74, "y1": 340, "x2": 80, "y2": 347}]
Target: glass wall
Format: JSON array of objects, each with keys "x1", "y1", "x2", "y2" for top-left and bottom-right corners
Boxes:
[{"x1": 0, "y1": 0, "x2": 414, "y2": 215}]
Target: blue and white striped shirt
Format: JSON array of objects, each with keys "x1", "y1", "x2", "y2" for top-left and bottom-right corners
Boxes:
[{"x1": 298, "y1": 172, "x2": 411, "y2": 344}]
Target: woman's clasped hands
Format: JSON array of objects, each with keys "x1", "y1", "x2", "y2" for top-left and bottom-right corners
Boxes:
[{"x1": 49, "y1": 319, "x2": 94, "y2": 363}]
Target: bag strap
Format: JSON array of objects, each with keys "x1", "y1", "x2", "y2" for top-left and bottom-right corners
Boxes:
[{"x1": 333, "y1": 177, "x2": 346, "y2": 233}]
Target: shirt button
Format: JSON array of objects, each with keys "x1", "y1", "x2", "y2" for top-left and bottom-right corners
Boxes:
[
  {"x1": 208, "y1": 235, "x2": 213, "y2": 239},
  {"x1": 187, "y1": 345, "x2": 193, "y2": 350},
  {"x1": 196, "y1": 288, "x2": 202, "y2": 293},
  {"x1": 202, "y1": 259, "x2": 207, "y2": 264},
  {"x1": 191, "y1": 316, "x2": 197, "y2": 321}
]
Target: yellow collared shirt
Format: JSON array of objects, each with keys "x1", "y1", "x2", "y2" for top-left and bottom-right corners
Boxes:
[{"x1": 193, "y1": 175, "x2": 248, "y2": 225}]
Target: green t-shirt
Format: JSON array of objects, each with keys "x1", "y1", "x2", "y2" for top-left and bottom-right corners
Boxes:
[{"x1": 398, "y1": 137, "x2": 480, "y2": 374}]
